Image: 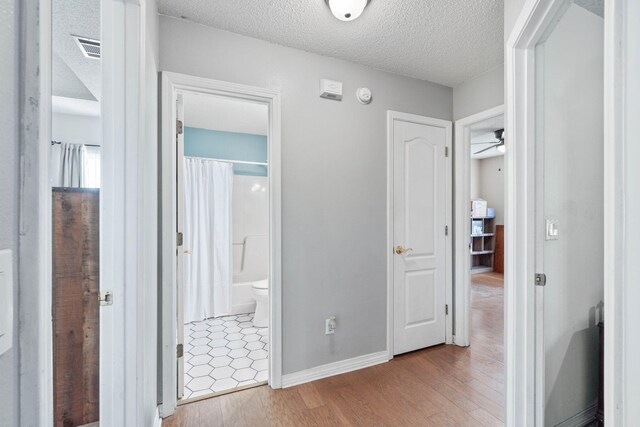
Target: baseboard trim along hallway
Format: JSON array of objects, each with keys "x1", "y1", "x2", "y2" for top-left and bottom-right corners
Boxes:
[
  {"x1": 555, "y1": 403, "x2": 598, "y2": 427},
  {"x1": 281, "y1": 351, "x2": 389, "y2": 388}
]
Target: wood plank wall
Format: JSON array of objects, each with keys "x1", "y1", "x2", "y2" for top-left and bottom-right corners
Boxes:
[{"x1": 52, "y1": 188, "x2": 100, "y2": 427}]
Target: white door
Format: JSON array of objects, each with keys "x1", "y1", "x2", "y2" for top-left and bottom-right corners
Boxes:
[
  {"x1": 176, "y1": 94, "x2": 185, "y2": 399},
  {"x1": 391, "y1": 113, "x2": 450, "y2": 355}
]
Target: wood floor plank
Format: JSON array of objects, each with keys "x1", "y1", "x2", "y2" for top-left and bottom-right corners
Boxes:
[{"x1": 165, "y1": 273, "x2": 505, "y2": 426}]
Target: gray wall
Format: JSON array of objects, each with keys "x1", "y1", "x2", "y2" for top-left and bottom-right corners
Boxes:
[
  {"x1": 478, "y1": 156, "x2": 505, "y2": 225},
  {"x1": 0, "y1": 0, "x2": 20, "y2": 425},
  {"x1": 505, "y1": 0, "x2": 528, "y2": 42},
  {"x1": 159, "y1": 16, "x2": 453, "y2": 374},
  {"x1": 542, "y1": 5, "x2": 604, "y2": 425},
  {"x1": 453, "y1": 65, "x2": 504, "y2": 120}
]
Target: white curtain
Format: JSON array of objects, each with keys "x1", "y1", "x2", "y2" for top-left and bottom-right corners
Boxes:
[
  {"x1": 183, "y1": 158, "x2": 234, "y2": 323},
  {"x1": 51, "y1": 142, "x2": 87, "y2": 187}
]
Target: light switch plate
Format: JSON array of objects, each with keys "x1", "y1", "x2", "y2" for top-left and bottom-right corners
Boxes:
[
  {"x1": 0, "y1": 250, "x2": 13, "y2": 356},
  {"x1": 546, "y1": 219, "x2": 559, "y2": 240}
]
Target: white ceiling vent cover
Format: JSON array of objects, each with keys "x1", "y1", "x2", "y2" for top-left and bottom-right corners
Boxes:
[{"x1": 73, "y1": 35, "x2": 101, "y2": 59}]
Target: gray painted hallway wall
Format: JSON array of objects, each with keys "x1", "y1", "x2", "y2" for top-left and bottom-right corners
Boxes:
[{"x1": 159, "y1": 15, "x2": 453, "y2": 375}]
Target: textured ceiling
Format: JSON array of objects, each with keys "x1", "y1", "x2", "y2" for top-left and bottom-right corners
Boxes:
[
  {"x1": 470, "y1": 114, "x2": 504, "y2": 159},
  {"x1": 157, "y1": 0, "x2": 504, "y2": 87},
  {"x1": 52, "y1": 0, "x2": 101, "y2": 101},
  {"x1": 574, "y1": 0, "x2": 604, "y2": 17},
  {"x1": 183, "y1": 93, "x2": 268, "y2": 135}
]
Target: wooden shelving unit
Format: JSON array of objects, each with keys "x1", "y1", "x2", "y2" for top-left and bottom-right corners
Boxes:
[{"x1": 471, "y1": 216, "x2": 495, "y2": 274}]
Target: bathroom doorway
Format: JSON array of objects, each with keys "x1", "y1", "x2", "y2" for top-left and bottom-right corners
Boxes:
[
  {"x1": 160, "y1": 73, "x2": 282, "y2": 412},
  {"x1": 178, "y1": 92, "x2": 269, "y2": 401}
]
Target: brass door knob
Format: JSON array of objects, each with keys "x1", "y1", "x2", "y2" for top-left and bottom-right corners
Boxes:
[{"x1": 395, "y1": 245, "x2": 413, "y2": 255}]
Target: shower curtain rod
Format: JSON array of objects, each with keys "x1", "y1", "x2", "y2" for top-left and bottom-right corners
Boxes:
[
  {"x1": 51, "y1": 140, "x2": 100, "y2": 148},
  {"x1": 184, "y1": 156, "x2": 268, "y2": 166}
]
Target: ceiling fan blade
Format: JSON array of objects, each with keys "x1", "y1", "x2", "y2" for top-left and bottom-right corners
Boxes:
[
  {"x1": 471, "y1": 141, "x2": 498, "y2": 145},
  {"x1": 474, "y1": 144, "x2": 500, "y2": 155}
]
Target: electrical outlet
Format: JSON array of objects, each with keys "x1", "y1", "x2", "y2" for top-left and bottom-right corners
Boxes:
[{"x1": 325, "y1": 316, "x2": 336, "y2": 335}]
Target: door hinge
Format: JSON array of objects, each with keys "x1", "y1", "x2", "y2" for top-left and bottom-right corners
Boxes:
[
  {"x1": 535, "y1": 273, "x2": 547, "y2": 286},
  {"x1": 99, "y1": 291, "x2": 113, "y2": 306},
  {"x1": 176, "y1": 119, "x2": 183, "y2": 135},
  {"x1": 445, "y1": 304, "x2": 449, "y2": 315},
  {"x1": 177, "y1": 344, "x2": 184, "y2": 358},
  {"x1": 445, "y1": 146, "x2": 449, "y2": 157},
  {"x1": 445, "y1": 225, "x2": 449, "y2": 236},
  {"x1": 177, "y1": 232, "x2": 183, "y2": 247}
]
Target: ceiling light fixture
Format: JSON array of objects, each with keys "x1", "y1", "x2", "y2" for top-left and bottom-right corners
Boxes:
[{"x1": 325, "y1": 0, "x2": 371, "y2": 22}]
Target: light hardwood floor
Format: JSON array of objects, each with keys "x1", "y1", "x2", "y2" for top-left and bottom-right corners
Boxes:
[{"x1": 164, "y1": 272, "x2": 504, "y2": 427}]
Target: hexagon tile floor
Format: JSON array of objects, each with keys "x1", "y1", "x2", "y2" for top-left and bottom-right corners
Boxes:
[{"x1": 182, "y1": 312, "x2": 268, "y2": 400}]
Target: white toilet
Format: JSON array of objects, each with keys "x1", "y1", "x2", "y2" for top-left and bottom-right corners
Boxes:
[{"x1": 252, "y1": 279, "x2": 269, "y2": 328}]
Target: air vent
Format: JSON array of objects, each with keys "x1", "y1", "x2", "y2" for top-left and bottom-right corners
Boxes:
[{"x1": 73, "y1": 35, "x2": 101, "y2": 59}]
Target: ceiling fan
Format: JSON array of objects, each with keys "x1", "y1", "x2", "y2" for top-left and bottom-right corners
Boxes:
[{"x1": 472, "y1": 129, "x2": 505, "y2": 155}]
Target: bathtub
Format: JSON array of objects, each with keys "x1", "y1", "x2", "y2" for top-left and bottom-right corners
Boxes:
[{"x1": 230, "y1": 275, "x2": 265, "y2": 315}]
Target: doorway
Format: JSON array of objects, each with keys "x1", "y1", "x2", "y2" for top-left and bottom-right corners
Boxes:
[
  {"x1": 453, "y1": 105, "x2": 505, "y2": 348},
  {"x1": 537, "y1": 4, "x2": 604, "y2": 425},
  {"x1": 386, "y1": 111, "x2": 453, "y2": 357},
  {"x1": 160, "y1": 73, "x2": 282, "y2": 415},
  {"x1": 178, "y1": 92, "x2": 270, "y2": 401},
  {"x1": 50, "y1": 0, "x2": 102, "y2": 425}
]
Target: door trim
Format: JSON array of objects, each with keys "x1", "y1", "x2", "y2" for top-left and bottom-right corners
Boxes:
[
  {"x1": 505, "y1": 1, "x2": 573, "y2": 425},
  {"x1": 452, "y1": 104, "x2": 505, "y2": 347},
  {"x1": 603, "y1": 0, "x2": 639, "y2": 424},
  {"x1": 160, "y1": 72, "x2": 282, "y2": 416},
  {"x1": 386, "y1": 110, "x2": 453, "y2": 360}
]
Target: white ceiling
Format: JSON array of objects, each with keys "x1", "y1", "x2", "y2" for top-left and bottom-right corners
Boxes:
[
  {"x1": 183, "y1": 93, "x2": 269, "y2": 135},
  {"x1": 52, "y1": 0, "x2": 101, "y2": 102},
  {"x1": 157, "y1": 0, "x2": 504, "y2": 87},
  {"x1": 470, "y1": 114, "x2": 504, "y2": 159}
]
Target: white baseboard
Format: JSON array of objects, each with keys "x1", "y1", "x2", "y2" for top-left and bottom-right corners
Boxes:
[
  {"x1": 555, "y1": 403, "x2": 598, "y2": 427},
  {"x1": 153, "y1": 406, "x2": 162, "y2": 427},
  {"x1": 281, "y1": 351, "x2": 389, "y2": 388}
]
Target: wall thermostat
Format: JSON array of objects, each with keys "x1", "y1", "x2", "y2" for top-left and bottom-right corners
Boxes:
[
  {"x1": 319, "y1": 79, "x2": 343, "y2": 101},
  {"x1": 356, "y1": 87, "x2": 372, "y2": 104}
]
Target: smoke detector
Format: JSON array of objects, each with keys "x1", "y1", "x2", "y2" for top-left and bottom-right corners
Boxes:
[{"x1": 73, "y1": 35, "x2": 101, "y2": 59}]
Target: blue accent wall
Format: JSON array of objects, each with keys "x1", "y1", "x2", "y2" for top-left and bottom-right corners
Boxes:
[{"x1": 184, "y1": 127, "x2": 268, "y2": 176}]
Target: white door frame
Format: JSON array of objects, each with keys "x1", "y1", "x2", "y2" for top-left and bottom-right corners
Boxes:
[
  {"x1": 160, "y1": 72, "x2": 283, "y2": 416},
  {"x1": 33, "y1": 0, "x2": 147, "y2": 426},
  {"x1": 386, "y1": 110, "x2": 453, "y2": 359},
  {"x1": 603, "y1": 0, "x2": 640, "y2": 425},
  {"x1": 453, "y1": 104, "x2": 504, "y2": 347}
]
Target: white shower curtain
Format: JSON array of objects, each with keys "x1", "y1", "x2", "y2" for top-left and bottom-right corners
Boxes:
[
  {"x1": 183, "y1": 158, "x2": 234, "y2": 323},
  {"x1": 51, "y1": 142, "x2": 87, "y2": 187}
]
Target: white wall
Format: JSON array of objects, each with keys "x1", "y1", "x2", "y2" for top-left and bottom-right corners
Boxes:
[
  {"x1": 542, "y1": 5, "x2": 604, "y2": 425},
  {"x1": 453, "y1": 65, "x2": 504, "y2": 120},
  {"x1": 0, "y1": 0, "x2": 20, "y2": 424},
  {"x1": 232, "y1": 176, "x2": 269, "y2": 281},
  {"x1": 159, "y1": 16, "x2": 453, "y2": 375},
  {"x1": 51, "y1": 112, "x2": 101, "y2": 146}
]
